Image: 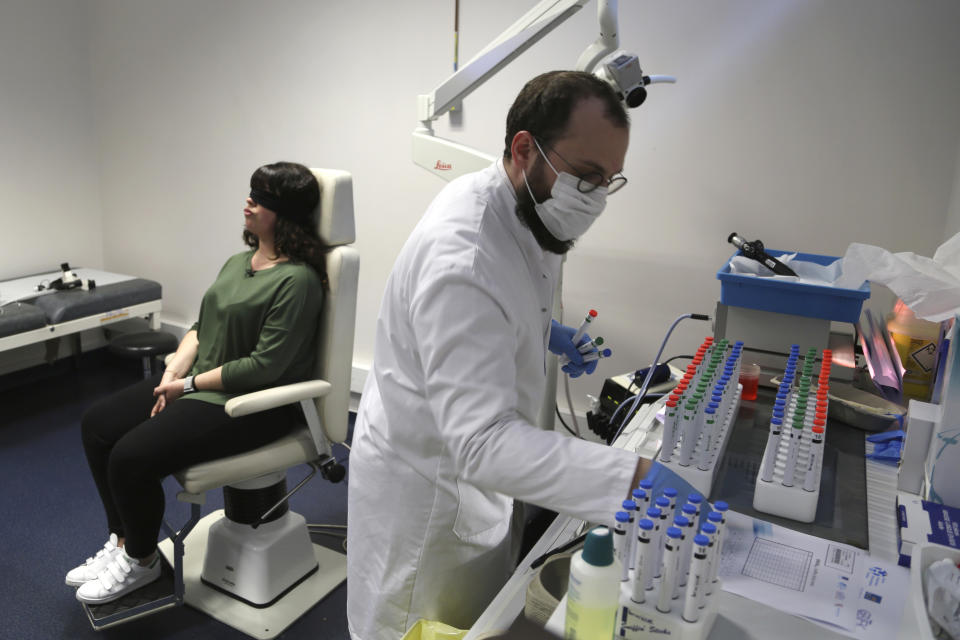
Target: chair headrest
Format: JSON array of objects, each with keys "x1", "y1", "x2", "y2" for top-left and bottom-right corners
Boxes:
[{"x1": 311, "y1": 168, "x2": 355, "y2": 247}]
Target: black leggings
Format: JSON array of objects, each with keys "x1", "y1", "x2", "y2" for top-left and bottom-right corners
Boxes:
[{"x1": 81, "y1": 373, "x2": 298, "y2": 558}]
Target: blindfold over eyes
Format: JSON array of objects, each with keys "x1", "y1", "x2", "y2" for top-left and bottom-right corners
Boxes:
[{"x1": 249, "y1": 189, "x2": 312, "y2": 224}]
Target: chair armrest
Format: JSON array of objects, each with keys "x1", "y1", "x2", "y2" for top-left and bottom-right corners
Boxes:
[{"x1": 224, "y1": 380, "x2": 333, "y2": 417}]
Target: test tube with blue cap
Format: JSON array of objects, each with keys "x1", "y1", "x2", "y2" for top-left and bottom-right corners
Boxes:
[
  {"x1": 631, "y1": 518, "x2": 655, "y2": 603},
  {"x1": 653, "y1": 496, "x2": 671, "y2": 575},
  {"x1": 682, "y1": 533, "x2": 711, "y2": 623},
  {"x1": 622, "y1": 499, "x2": 638, "y2": 573},
  {"x1": 614, "y1": 510, "x2": 631, "y2": 581},
  {"x1": 678, "y1": 504, "x2": 698, "y2": 587},
  {"x1": 698, "y1": 522, "x2": 718, "y2": 609},
  {"x1": 671, "y1": 514, "x2": 691, "y2": 598},
  {"x1": 644, "y1": 506, "x2": 662, "y2": 589},
  {"x1": 631, "y1": 488, "x2": 647, "y2": 568},
  {"x1": 657, "y1": 527, "x2": 684, "y2": 613},
  {"x1": 705, "y1": 511, "x2": 726, "y2": 595}
]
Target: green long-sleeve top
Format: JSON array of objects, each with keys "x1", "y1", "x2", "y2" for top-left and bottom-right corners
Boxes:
[{"x1": 183, "y1": 250, "x2": 323, "y2": 405}]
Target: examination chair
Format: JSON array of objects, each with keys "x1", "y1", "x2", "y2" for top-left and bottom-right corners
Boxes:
[{"x1": 83, "y1": 169, "x2": 358, "y2": 638}]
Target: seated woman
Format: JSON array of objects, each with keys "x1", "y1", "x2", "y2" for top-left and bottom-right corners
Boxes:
[{"x1": 67, "y1": 161, "x2": 327, "y2": 604}]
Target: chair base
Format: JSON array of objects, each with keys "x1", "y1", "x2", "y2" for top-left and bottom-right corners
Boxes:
[
  {"x1": 158, "y1": 509, "x2": 347, "y2": 640},
  {"x1": 202, "y1": 510, "x2": 317, "y2": 607}
]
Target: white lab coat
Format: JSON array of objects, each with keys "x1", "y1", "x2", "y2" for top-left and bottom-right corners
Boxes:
[{"x1": 346, "y1": 160, "x2": 640, "y2": 640}]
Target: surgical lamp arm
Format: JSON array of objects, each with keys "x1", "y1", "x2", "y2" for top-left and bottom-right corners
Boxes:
[{"x1": 418, "y1": 0, "x2": 592, "y2": 129}]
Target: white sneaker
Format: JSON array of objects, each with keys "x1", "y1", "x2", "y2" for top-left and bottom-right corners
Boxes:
[
  {"x1": 75, "y1": 550, "x2": 161, "y2": 604},
  {"x1": 65, "y1": 533, "x2": 122, "y2": 587}
]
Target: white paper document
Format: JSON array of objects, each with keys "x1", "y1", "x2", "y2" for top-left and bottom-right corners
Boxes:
[{"x1": 720, "y1": 510, "x2": 909, "y2": 639}]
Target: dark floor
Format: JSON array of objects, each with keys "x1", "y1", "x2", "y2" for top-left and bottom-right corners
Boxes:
[{"x1": 0, "y1": 350, "x2": 352, "y2": 640}]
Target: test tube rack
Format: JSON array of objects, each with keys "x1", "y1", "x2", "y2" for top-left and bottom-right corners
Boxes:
[
  {"x1": 752, "y1": 348, "x2": 831, "y2": 523},
  {"x1": 616, "y1": 578, "x2": 720, "y2": 640},
  {"x1": 752, "y1": 428, "x2": 823, "y2": 522},
  {"x1": 656, "y1": 385, "x2": 742, "y2": 498}
]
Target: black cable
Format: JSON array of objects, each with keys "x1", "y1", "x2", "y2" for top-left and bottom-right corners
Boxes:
[{"x1": 555, "y1": 405, "x2": 580, "y2": 437}]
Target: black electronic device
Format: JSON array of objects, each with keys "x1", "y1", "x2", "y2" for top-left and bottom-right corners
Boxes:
[
  {"x1": 727, "y1": 232, "x2": 799, "y2": 277},
  {"x1": 586, "y1": 364, "x2": 671, "y2": 444}
]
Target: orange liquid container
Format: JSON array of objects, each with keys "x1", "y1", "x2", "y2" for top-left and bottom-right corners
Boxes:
[{"x1": 739, "y1": 363, "x2": 760, "y2": 401}]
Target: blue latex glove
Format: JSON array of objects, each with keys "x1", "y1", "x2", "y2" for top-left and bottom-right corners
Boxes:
[
  {"x1": 639, "y1": 461, "x2": 712, "y2": 529},
  {"x1": 549, "y1": 319, "x2": 597, "y2": 378},
  {"x1": 866, "y1": 430, "x2": 904, "y2": 463}
]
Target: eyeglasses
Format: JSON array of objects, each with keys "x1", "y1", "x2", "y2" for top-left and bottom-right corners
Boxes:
[{"x1": 534, "y1": 138, "x2": 628, "y2": 195}]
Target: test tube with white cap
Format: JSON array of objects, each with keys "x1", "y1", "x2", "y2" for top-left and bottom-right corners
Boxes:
[
  {"x1": 682, "y1": 534, "x2": 711, "y2": 623},
  {"x1": 708, "y1": 502, "x2": 728, "y2": 589},
  {"x1": 781, "y1": 418, "x2": 803, "y2": 487},
  {"x1": 678, "y1": 401, "x2": 698, "y2": 467},
  {"x1": 657, "y1": 527, "x2": 683, "y2": 613},
  {"x1": 759, "y1": 416, "x2": 783, "y2": 482}
]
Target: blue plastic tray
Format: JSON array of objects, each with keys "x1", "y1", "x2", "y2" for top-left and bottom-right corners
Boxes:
[{"x1": 717, "y1": 250, "x2": 870, "y2": 323}]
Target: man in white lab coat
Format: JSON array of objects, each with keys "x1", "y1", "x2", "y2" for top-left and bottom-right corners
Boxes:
[{"x1": 347, "y1": 71, "x2": 650, "y2": 640}]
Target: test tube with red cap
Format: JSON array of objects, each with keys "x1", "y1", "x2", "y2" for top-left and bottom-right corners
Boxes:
[
  {"x1": 570, "y1": 309, "x2": 597, "y2": 345},
  {"x1": 803, "y1": 425, "x2": 826, "y2": 491}
]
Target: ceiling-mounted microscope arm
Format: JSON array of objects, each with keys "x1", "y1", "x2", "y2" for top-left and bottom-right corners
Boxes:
[{"x1": 412, "y1": 0, "x2": 676, "y2": 181}]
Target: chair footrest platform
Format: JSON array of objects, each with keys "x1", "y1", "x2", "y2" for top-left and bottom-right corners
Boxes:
[{"x1": 82, "y1": 556, "x2": 179, "y2": 630}]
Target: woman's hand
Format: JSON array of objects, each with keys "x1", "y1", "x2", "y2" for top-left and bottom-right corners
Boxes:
[{"x1": 151, "y1": 377, "x2": 186, "y2": 417}]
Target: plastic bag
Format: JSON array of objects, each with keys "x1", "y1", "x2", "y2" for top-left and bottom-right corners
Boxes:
[{"x1": 401, "y1": 619, "x2": 468, "y2": 640}]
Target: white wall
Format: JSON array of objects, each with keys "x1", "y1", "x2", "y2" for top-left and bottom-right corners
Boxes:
[
  {"x1": 50, "y1": 1, "x2": 960, "y2": 410},
  {"x1": 0, "y1": 0, "x2": 103, "y2": 282}
]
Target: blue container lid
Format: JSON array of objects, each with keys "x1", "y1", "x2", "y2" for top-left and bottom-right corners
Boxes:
[
  {"x1": 655, "y1": 496, "x2": 670, "y2": 508},
  {"x1": 666, "y1": 526, "x2": 683, "y2": 539},
  {"x1": 663, "y1": 487, "x2": 678, "y2": 498},
  {"x1": 674, "y1": 514, "x2": 689, "y2": 527},
  {"x1": 647, "y1": 507, "x2": 661, "y2": 519},
  {"x1": 638, "y1": 518, "x2": 654, "y2": 531},
  {"x1": 706, "y1": 406, "x2": 716, "y2": 414},
  {"x1": 687, "y1": 492, "x2": 703, "y2": 504},
  {"x1": 582, "y1": 527, "x2": 614, "y2": 566},
  {"x1": 707, "y1": 511, "x2": 723, "y2": 523},
  {"x1": 681, "y1": 504, "x2": 697, "y2": 515},
  {"x1": 702, "y1": 522, "x2": 717, "y2": 535},
  {"x1": 639, "y1": 479, "x2": 654, "y2": 491},
  {"x1": 694, "y1": 534, "x2": 710, "y2": 547},
  {"x1": 622, "y1": 500, "x2": 636, "y2": 511},
  {"x1": 771, "y1": 417, "x2": 782, "y2": 425},
  {"x1": 714, "y1": 500, "x2": 729, "y2": 512},
  {"x1": 632, "y1": 488, "x2": 646, "y2": 501}
]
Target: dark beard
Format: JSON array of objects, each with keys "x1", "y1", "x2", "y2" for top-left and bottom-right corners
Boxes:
[{"x1": 514, "y1": 164, "x2": 575, "y2": 255}]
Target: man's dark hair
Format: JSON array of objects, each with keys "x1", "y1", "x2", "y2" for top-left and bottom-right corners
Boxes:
[{"x1": 503, "y1": 70, "x2": 629, "y2": 159}]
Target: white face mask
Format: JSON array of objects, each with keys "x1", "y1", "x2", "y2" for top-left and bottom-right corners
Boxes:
[{"x1": 522, "y1": 141, "x2": 608, "y2": 242}]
